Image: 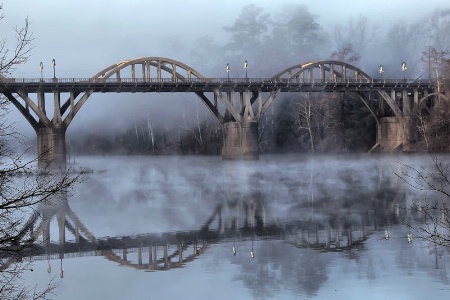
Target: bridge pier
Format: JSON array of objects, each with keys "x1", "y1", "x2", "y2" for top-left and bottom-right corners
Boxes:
[
  {"x1": 37, "y1": 127, "x2": 67, "y2": 168},
  {"x1": 401, "y1": 90, "x2": 417, "y2": 152},
  {"x1": 222, "y1": 121, "x2": 259, "y2": 160},
  {"x1": 375, "y1": 90, "x2": 418, "y2": 153},
  {"x1": 378, "y1": 117, "x2": 403, "y2": 152}
]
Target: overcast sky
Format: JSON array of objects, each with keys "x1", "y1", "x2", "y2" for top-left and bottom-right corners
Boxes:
[
  {"x1": 3, "y1": 0, "x2": 448, "y2": 78},
  {"x1": 2, "y1": 0, "x2": 449, "y2": 137}
]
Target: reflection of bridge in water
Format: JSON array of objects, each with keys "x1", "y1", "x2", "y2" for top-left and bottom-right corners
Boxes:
[
  {"x1": 3, "y1": 153, "x2": 424, "y2": 275},
  {"x1": 5, "y1": 195, "x2": 380, "y2": 274}
]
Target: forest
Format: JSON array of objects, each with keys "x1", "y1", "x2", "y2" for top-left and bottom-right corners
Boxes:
[{"x1": 66, "y1": 4, "x2": 450, "y2": 156}]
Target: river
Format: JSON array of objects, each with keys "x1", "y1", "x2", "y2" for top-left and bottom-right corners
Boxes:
[{"x1": 21, "y1": 154, "x2": 450, "y2": 299}]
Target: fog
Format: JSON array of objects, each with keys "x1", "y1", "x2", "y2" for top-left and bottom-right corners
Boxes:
[
  {"x1": 3, "y1": 3, "x2": 450, "y2": 297},
  {"x1": 17, "y1": 154, "x2": 450, "y2": 299},
  {"x1": 2, "y1": 0, "x2": 449, "y2": 141}
]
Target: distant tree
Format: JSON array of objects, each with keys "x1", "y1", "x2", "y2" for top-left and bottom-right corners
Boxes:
[
  {"x1": 332, "y1": 16, "x2": 377, "y2": 62},
  {"x1": 189, "y1": 35, "x2": 223, "y2": 76},
  {"x1": 267, "y1": 4, "x2": 325, "y2": 68},
  {"x1": 223, "y1": 4, "x2": 270, "y2": 57},
  {"x1": 330, "y1": 47, "x2": 360, "y2": 65},
  {"x1": 385, "y1": 10, "x2": 450, "y2": 79},
  {"x1": 425, "y1": 9, "x2": 450, "y2": 52},
  {"x1": 386, "y1": 20, "x2": 426, "y2": 77}
]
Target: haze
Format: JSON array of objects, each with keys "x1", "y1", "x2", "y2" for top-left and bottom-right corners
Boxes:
[{"x1": 2, "y1": 0, "x2": 449, "y2": 140}]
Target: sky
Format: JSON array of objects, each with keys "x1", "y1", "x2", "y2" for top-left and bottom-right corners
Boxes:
[
  {"x1": 2, "y1": 0, "x2": 449, "y2": 137},
  {"x1": 4, "y1": 0, "x2": 449, "y2": 78}
]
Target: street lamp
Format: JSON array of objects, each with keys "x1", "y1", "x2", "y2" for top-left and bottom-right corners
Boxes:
[
  {"x1": 401, "y1": 62, "x2": 407, "y2": 80},
  {"x1": 379, "y1": 65, "x2": 384, "y2": 80},
  {"x1": 39, "y1": 62, "x2": 43, "y2": 81},
  {"x1": 52, "y1": 58, "x2": 56, "y2": 79},
  {"x1": 226, "y1": 63, "x2": 230, "y2": 81},
  {"x1": 244, "y1": 60, "x2": 248, "y2": 80}
]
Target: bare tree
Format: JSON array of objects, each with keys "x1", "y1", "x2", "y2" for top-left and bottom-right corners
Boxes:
[
  {"x1": 399, "y1": 57, "x2": 450, "y2": 248},
  {"x1": 0, "y1": 5, "x2": 79, "y2": 299},
  {"x1": 0, "y1": 9, "x2": 32, "y2": 75},
  {"x1": 396, "y1": 156, "x2": 450, "y2": 248},
  {"x1": 332, "y1": 16, "x2": 377, "y2": 61},
  {"x1": 330, "y1": 47, "x2": 360, "y2": 64},
  {"x1": 295, "y1": 93, "x2": 317, "y2": 153}
]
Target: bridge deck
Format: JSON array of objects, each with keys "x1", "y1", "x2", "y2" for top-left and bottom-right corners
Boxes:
[{"x1": 0, "y1": 78, "x2": 433, "y2": 93}]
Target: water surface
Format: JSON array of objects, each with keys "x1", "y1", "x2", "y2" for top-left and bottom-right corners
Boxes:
[{"x1": 21, "y1": 154, "x2": 450, "y2": 299}]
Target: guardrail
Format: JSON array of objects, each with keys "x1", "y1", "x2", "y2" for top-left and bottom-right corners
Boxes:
[{"x1": 0, "y1": 77, "x2": 433, "y2": 85}]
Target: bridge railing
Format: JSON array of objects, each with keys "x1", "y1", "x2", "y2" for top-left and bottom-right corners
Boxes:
[
  {"x1": 0, "y1": 77, "x2": 433, "y2": 85},
  {"x1": 1, "y1": 77, "x2": 276, "y2": 84}
]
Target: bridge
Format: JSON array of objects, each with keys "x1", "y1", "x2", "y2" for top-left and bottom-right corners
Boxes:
[{"x1": 0, "y1": 57, "x2": 444, "y2": 166}]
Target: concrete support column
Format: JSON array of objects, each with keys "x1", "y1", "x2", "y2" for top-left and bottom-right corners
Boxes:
[
  {"x1": 138, "y1": 246, "x2": 142, "y2": 266},
  {"x1": 402, "y1": 90, "x2": 416, "y2": 152},
  {"x1": 152, "y1": 246, "x2": 157, "y2": 266},
  {"x1": 222, "y1": 121, "x2": 259, "y2": 160},
  {"x1": 56, "y1": 209, "x2": 65, "y2": 247},
  {"x1": 335, "y1": 228, "x2": 341, "y2": 248},
  {"x1": 163, "y1": 245, "x2": 168, "y2": 268},
  {"x1": 379, "y1": 117, "x2": 402, "y2": 152},
  {"x1": 37, "y1": 127, "x2": 67, "y2": 168},
  {"x1": 178, "y1": 244, "x2": 183, "y2": 263},
  {"x1": 43, "y1": 219, "x2": 50, "y2": 246}
]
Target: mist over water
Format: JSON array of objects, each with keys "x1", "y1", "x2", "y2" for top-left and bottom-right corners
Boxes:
[{"x1": 19, "y1": 154, "x2": 450, "y2": 299}]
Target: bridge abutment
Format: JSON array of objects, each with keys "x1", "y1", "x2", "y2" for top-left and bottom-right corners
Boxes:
[
  {"x1": 222, "y1": 121, "x2": 259, "y2": 160},
  {"x1": 37, "y1": 127, "x2": 67, "y2": 168}
]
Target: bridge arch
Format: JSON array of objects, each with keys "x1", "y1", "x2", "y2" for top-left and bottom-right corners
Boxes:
[
  {"x1": 416, "y1": 92, "x2": 449, "y2": 116},
  {"x1": 418, "y1": 92, "x2": 448, "y2": 105},
  {"x1": 91, "y1": 57, "x2": 206, "y2": 82},
  {"x1": 63, "y1": 57, "x2": 207, "y2": 128},
  {"x1": 270, "y1": 60, "x2": 383, "y2": 151},
  {"x1": 272, "y1": 60, "x2": 372, "y2": 83},
  {"x1": 256, "y1": 60, "x2": 374, "y2": 120}
]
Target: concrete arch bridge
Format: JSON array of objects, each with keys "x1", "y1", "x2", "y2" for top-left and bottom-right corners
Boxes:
[{"x1": 0, "y1": 57, "x2": 442, "y2": 166}]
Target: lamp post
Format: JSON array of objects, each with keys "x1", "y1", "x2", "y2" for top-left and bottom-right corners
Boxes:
[
  {"x1": 401, "y1": 62, "x2": 407, "y2": 80},
  {"x1": 39, "y1": 62, "x2": 43, "y2": 81},
  {"x1": 52, "y1": 58, "x2": 56, "y2": 79},
  {"x1": 244, "y1": 60, "x2": 248, "y2": 81},
  {"x1": 379, "y1": 65, "x2": 384, "y2": 80},
  {"x1": 226, "y1": 63, "x2": 230, "y2": 81}
]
